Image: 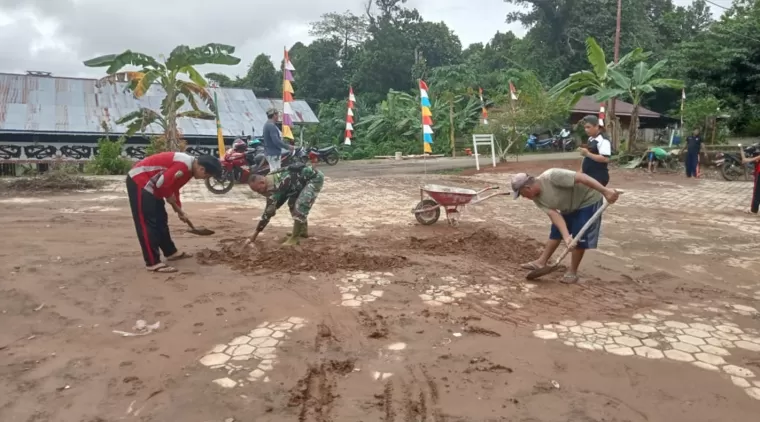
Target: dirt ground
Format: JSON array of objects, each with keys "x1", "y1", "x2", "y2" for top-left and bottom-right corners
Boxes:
[{"x1": 2, "y1": 161, "x2": 760, "y2": 422}]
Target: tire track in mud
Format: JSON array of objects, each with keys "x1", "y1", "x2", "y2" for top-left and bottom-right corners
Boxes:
[
  {"x1": 288, "y1": 323, "x2": 355, "y2": 422},
  {"x1": 381, "y1": 364, "x2": 445, "y2": 422}
]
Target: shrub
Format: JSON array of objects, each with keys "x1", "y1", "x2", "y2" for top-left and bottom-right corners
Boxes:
[{"x1": 85, "y1": 136, "x2": 132, "y2": 175}]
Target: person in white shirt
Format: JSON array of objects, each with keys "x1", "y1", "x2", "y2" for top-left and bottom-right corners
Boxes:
[{"x1": 578, "y1": 115, "x2": 612, "y2": 186}]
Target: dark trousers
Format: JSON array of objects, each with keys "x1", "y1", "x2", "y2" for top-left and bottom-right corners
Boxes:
[
  {"x1": 126, "y1": 176, "x2": 177, "y2": 266},
  {"x1": 685, "y1": 150, "x2": 699, "y2": 177},
  {"x1": 752, "y1": 172, "x2": 760, "y2": 214}
]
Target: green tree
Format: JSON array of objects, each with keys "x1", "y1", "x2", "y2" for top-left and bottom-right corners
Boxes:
[
  {"x1": 429, "y1": 64, "x2": 477, "y2": 156},
  {"x1": 309, "y1": 10, "x2": 370, "y2": 60},
  {"x1": 355, "y1": 89, "x2": 449, "y2": 156},
  {"x1": 477, "y1": 71, "x2": 571, "y2": 161},
  {"x1": 549, "y1": 37, "x2": 652, "y2": 148},
  {"x1": 287, "y1": 39, "x2": 345, "y2": 105},
  {"x1": 238, "y1": 54, "x2": 280, "y2": 97},
  {"x1": 597, "y1": 60, "x2": 683, "y2": 148},
  {"x1": 84, "y1": 44, "x2": 241, "y2": 150}
]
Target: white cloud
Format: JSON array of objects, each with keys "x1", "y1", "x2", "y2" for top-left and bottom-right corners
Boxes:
[{"x1": 0, "y1": 0, "x2": 723, "y2": 79}]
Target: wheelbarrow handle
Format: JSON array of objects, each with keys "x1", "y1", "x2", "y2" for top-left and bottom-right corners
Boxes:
[{"x1": 475, "y1": 186, "x2": 500, "y2": 195}]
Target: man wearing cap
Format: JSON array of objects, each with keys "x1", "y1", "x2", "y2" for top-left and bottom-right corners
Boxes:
[
  {"x1": 511, "y1": 169, "x2": 619, "y2": 283},
  {"x1": 262, "y1": 108, "x2": 294, "y2": 171}
]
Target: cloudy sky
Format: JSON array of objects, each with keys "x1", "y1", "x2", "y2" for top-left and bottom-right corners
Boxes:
[{"x1": 0, "y1": 0, "x2": 713, "y2": 80}]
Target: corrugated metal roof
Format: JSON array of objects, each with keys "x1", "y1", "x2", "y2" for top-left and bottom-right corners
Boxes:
[
  {"x1": 0, "y1": 73, "x2": 318, "y2": 137},
  {"x1": 573, "y1": 96, "x2": 660, "y2": 118},
  {"x1": 256, "y1": 99, "x2": 319, "y2": 124}
]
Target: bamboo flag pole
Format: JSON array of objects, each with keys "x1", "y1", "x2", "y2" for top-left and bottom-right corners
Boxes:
[{"x1": 214, "y1": 91, "x2": 225, "y2": 156}]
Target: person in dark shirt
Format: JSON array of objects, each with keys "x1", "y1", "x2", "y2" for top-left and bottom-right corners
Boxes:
[
  {"x1": 262, "y1": 108, "x2": 293, "y2": 171},
  {"x1": 684, "y1": 128, "x2": 703, "y2": 178},
  {"x1": 741, "y1": 146, "x2": 760, "y2": 214},
  {"x1": 579, "y1": 115, "x2": 612, "y2": 186}
]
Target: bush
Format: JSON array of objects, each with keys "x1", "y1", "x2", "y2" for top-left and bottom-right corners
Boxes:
[{"x1": 85, "y1": 137, "x2": 132, "y2": 175}]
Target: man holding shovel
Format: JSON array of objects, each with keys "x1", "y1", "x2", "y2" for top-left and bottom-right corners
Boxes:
[
  {"x1": 245, "y1": 162, "x2": 324, "y2": 247},
  {"x1": 511, "y1": 169, "x2": 620, "y2": 283},
  {"x1": 127, "y1": 151, "x2": 221, "y2": 273}
]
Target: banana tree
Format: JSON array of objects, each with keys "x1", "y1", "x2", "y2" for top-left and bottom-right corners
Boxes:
[
  {"x1": 357, "y1": 90, "x2": 448, "y2": 155},
  {"x1": 429, "y1": 64, "x2": 477, "y2": 156},
  {"x1": 596, "y1": 60, "x2": 683, "y2": 150},
  {"x1": 84, "y1": 44, "x2": 241, "y2": 150},
  {"x1": 549, "y1": 37, "x2": 650, "y2": 148}
]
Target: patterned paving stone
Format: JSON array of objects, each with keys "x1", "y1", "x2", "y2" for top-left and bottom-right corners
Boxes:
[
  {"x1": 695, "y1": 353, "x2": 726, "y2": 366},
  {"x1": 735, "y1": 341, "x2": 760, "y2": 352},
  {"x1": 199, "y1": 317, "x2": 307, "y2": 387},
  {"x1": 614, "y1": 336, "x2": 643, "y2": 347},
  {"x1": 664, "y1": 349, "x2": 695, "y2": 362},
  {"x1": 723, "y1": 365, "x2": 755, "y2": 378},
  {"x1": 677, "y1": 335, "x2": 707, "y2": 346},
  {"x1": 634, "y1": 346, "x2": 664, "y2": 359}
]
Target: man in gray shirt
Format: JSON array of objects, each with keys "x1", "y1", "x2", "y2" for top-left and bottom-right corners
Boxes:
[
  {"x1": 511, "y1": 169, "x2": 619, "y2": 284},
  {"x1": 262, "y1": 108, "x2": 293, "y2": 171}
]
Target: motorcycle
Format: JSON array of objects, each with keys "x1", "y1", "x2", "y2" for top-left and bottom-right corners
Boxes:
[
  {"x1": 525, "y1": 133, "x2": 554, "y2": 152},
  {"x1": 715, "y1": 143, "x2": 759, "y2": 181},
  {"x1": 305, "y1": 145, "x2": 340, "y2": 166},
  {"x1": 205, "y1": 140, "x2": 308, "y2": 194},
  {"x1": 551, "y1": 128, "x2": 575, "y2": 152}
]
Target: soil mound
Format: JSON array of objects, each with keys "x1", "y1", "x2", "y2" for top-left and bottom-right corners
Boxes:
[
  {"x1": 197, "y1": 237, "x2": 410, "y2": 273},
  {"x1": 408, "y1": 228, "x2": 542, "y2": 264}
]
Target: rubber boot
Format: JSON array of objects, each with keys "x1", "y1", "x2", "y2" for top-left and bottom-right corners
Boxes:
[
  {"x1": 282, "y1": 221, "x2": 302, "y2": 246},
  {"x1": 285, "y1": 220, "x2": 309, "y2": 238}
]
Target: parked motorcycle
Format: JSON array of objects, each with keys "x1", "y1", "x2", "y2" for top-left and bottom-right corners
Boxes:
[
  {"x1": 525, "y1": 133, "x2": 554, "y2": 152},
  {"x1": 715, "y1": 143, "x2": 760, "y2": 181},
  {"x1": 551, "y1": 128, "x2": 575, "y2": 152},
  {"x1": 205, "y1": 138, "x2": 308, "y2": 194},
  {"x1": 305, "y1": 145, "x2": 340, "y2": 166}
]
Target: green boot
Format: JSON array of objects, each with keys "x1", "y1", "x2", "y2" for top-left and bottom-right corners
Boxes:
[
  {"x1": 285, "y1": 220, "x2": 309, "y2": 238},
  {"x1": 282, "y1": 221, "x2": 303, "y2": 246}
]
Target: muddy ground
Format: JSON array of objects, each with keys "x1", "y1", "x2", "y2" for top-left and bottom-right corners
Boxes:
[{"x1": 1, "y1": 161, "x2": 760, "y2": 422}]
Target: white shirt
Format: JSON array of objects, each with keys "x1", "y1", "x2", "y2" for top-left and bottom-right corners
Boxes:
[{"x1": 588, "y1": 134, "x2": 611, "y2": 156}]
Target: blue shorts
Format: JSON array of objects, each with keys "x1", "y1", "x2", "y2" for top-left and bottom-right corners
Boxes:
[{"x1": 549, "y1": 201, "x2": 603, "y2": 249}]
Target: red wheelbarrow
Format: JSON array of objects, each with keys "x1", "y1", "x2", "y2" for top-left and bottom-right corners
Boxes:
[{"x1": 412, "y1": 184, "x2": 507, "y2": 226}]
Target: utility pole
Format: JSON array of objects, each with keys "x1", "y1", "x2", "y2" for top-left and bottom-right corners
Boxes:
[{"x1": 610, "y1": 0, "x2": 622, "y2": 150}]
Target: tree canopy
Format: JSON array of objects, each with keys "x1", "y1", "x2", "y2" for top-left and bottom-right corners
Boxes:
[{"x1": 204, "y1": 0, "x2": 760, "y2": 157}]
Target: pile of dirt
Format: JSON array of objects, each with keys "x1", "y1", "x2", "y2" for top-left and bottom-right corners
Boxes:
[
  {"x1": 407, "y1": 228, "x2": 542, "y2": 264},
  {"x1": 197, "y1": 237, "x2": 411, "y2": 273},
  {"x1": 2, "y1": 172, "x2": 105, "y2": 193}
]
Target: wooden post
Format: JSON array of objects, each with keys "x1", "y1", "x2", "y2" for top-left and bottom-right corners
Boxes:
[{"x1": 710, "y1": 116, "x2": 717, "y2": 144}]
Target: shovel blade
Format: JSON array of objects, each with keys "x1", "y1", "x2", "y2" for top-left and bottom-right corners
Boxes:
[
  {"x1": 188, "y1": 227, "x2": 215, "y2": 236},
  {"x1": 525, "y1": 264, "x2": 559, "y2": 280}
]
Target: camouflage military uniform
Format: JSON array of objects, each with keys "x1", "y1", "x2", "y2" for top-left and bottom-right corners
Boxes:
[{"x1": 255, "y1": 164, "x2": 324, "y2": 235}]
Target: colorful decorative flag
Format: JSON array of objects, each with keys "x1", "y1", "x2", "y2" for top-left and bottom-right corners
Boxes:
[
  {"x1": 420, "y1": 80, "x2": 433, "y2": 154},
  {"x1": 479, "y1": 87, "x2": 488, "y2": 125},
  {"x1": 509, "y1": 81, "x2": 518, "y2": 101},
  {"x1": 345, "y1": 87, "x2": 355, "y2": 145},
  {"x1": 598, "y1": 103, "x2": 606, "y2": 127},
  {"x1": 282, "y1": 48, "x2": 296, "y2": 140}
]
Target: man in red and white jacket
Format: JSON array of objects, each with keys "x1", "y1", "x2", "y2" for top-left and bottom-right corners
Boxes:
[{"x1": 126, "y1": 151, "x2": 221, "y2": 272}]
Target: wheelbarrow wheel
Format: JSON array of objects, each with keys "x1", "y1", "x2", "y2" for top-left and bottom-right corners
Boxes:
[{"x1": 414, "y1": 199, "x2": 440, "y2": 225}]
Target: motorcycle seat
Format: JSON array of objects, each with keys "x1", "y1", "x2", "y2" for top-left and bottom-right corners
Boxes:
[{"x1": 316, "y1": 146, "x2": 335, "y2": 153}]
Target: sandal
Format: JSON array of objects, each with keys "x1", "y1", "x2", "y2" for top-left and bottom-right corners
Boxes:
[
  {"x1": 166, "y1": 251, "x2": 193, "y2": 261},
  {"x1": 147, "y1": 263, "x2": 177, "y2": 273},
  {"x1": 561, "y1": 273, "x2": 579, "y2": 284},
  {"x1": 520, "y1": 261, "x2": 542, "y2": 270}
]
